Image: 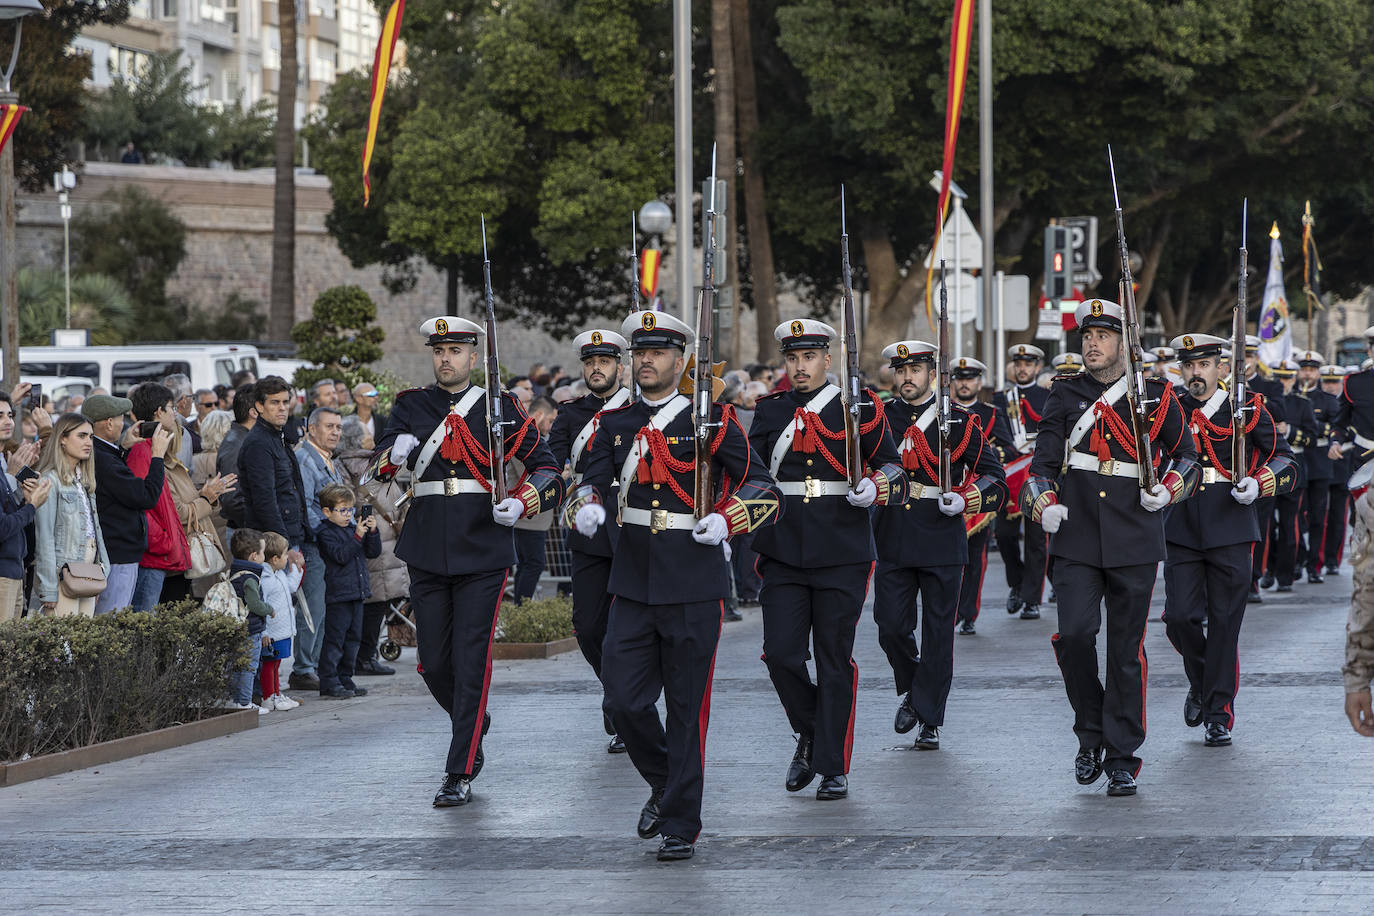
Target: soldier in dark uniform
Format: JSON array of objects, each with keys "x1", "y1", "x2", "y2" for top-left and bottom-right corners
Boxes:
[
  {"x1": 1321, "y1": 365, "x2": 1352, "y2": 574},
  {"x1": 1243, "y1": 337, "x2": 1287, "y2": 603},
  {"x1": 951, "y1": 357, "x2": 1016, "y2": 635},
  {"x1": 546, "y1": 328, "x2": 632, "y2": 754},
  {"x1": 747, "y1": 318, "x2": 904, "y2": 800},
  {"x1": 1021, "y1": 298, "x2": 1198, "y2": 797},
  {"x1": 992, "y1": 344, "x2": 1050, "y2": 619},
  {"x1": 1161, "y1": 334, "x2": 1297, "y2": 748},
  {"x1": 1053, "y1": 353, "x2": 1085, "y2": 375},
  {"x1": 1262, "y1": 359, "x2": 1316, "y2": 592},
  {"x1": 1328, "y1": 329, "x2": 1374, "y2": 477},
  {"x1": 571, "y1": 309, "x2": 782, "y2": 862},
  {"x1": 371, "y1": 316, "x2": 565, "y2": 808},
  {"x1": 873, "y1": 340, "x2": 1007, "y2": 751},
  {"x1": 1294, "y1": 350, "x2": 1339, "y2": 583}
]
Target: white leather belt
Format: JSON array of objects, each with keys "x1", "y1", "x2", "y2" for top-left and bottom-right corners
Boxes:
[
  {"x1": 1315, "y1": 437, "x2": 1330, "y2": 448},
  {"x1": 905, "y1": 482, "x2": 942, "y2": 501},
  {"x1": 778, "y1": 480, "x2": 851, "y2": 498},
  {"x1": 411, "y1": 479, "x2": 489, "y2": 498},
  {"x1": 1199, "y1": 467, "x2": 1232, "y2": 486},
  {"x1": 1355, "y1": 432, "x2": 1374, "y2": 451},
  {"x1": 621, "y1": 507, "x2": 697, "y2": 532},
  {"x1": 1291, "y1": 445, "x2": 1305, "y2": 455},
  {"x1": 1067, "y1": 452, "x2": 1141, "y2": 479}
]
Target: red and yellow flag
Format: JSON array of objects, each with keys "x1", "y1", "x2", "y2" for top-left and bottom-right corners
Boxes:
[
  {"x1": 362, "y1": 0, "x2": 405, "y2": 208},
  {"x1": 640, "y1": 246, "x2": 662, "y2": 304},
  {"x1": 925, "y1": 0, "x2": 976, "y2": 320},
  {"x1": 0, "y1": 105, "x2": 28, "y2": 159}
]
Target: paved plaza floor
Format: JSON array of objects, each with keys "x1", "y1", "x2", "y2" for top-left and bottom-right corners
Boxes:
[{"x1": 3, "y1": 552, "x2": 1373, "y2": 913}]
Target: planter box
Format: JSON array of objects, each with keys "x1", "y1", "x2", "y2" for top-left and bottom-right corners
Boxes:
[
  {"x1": 492, "y1": 635, "x2": 580, "y2": 660},
  {"x1": 0, "y1": 707, "x2": 259, "y2": 788}
]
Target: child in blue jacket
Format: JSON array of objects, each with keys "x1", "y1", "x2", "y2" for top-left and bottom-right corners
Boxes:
[{"x1": 315, "y1": 484, "x2": 381, "y2": 698}]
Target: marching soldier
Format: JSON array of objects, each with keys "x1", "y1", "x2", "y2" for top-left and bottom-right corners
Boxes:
[
  {"x1": 1021, "y1": 299, "x2": 1198, "y2": 797},
  {"x1": 372, "y1": 317, "x2": 565, "y2": 808},
  {"x1": 571, "y1": 310, "x2": 782, "y2": 861},
  {"x1": 1327, "y1": 328, "x2": 1374, "y2": 486},
  {"x1": 747, "y1": 319, "x2": 904, "y2": 799},
  {"x1": 1053, "y1": 352, "x2": 1085, "y2": 375},
  {"x1": 950, "y1": 357, "x2": 1016, "y2": 635},
  {"x1": 993, "y1": 344, "x2": 1050, "y2": 619},
  {"x1": 1295, "y1": 350, "x2": 1339, "y2": 583},
  {"x1": 1262, "y1": 359, "x2": 1316, "y2": 592},
  {"x1": 546, "y1": 328, "x2": 633, "y2": 753},
  {"x1": 1321, "y1": 365, "x2": 1351, "y2": 575},
  {"x1": 1162, "y1": 334, "x2": 1296, "y2": 748},
  {"x1": 1151, "y1": 345, "x2": 1179, "y2": 385},
  {"x1": 1244, "y1": 337, "x2": 1287, "y2": 602},
  {"x1": 873, "y1": 340, "x2": 1007, "y2": 750}
]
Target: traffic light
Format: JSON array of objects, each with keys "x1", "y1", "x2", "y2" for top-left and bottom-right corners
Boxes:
[{"x1": 1043, "y1": 224, "x2": 1071, "y2": 301}]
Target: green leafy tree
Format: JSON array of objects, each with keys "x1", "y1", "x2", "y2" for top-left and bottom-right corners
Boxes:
[
  {"x1": 290, "y1": 285, "x2": 387, "y2": 393},
  {"x1": 18, "y1": 268, "x2": 133, "y2": 345}
]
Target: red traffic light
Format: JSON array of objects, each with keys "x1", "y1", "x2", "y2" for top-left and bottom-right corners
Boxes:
[{"x1": 1052, "y1": 252, "x2": 1064, "y2": 273}]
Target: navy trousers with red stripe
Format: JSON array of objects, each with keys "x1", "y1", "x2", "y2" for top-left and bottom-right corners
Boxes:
[
  {"x1": 995, "y1": 512, "x2": 1048, "y2": 605},
  {"x1": 1251, "y1": 495, "x2": 1276, "y2": 584},
  {"x1": 409, "y1": 567, "x2": 507, "y2": 776},
  {"x1": 1325, "y1": 484, "x2": 1349, "y2": 570},
  {"x1": 1163, "y1": 542, "x2": 1251, "y2": 729},
  {"x1": 570, "y1": 549, "x2": 615, "y2": 732},
  {"x1": 758, "y1": 558, "x2": 871, "y2": 777},
  {"x1": 603, "y1": 596, "x2": 722, "y2": 843},
  {"x1": 1298, "y1": 479, "x2": 1329, "y2": 576},
  {"x1": 958, "y1": 527, "x2": 991, "y2": 624},
  {"x1": 873, "y1": 563, "x2": 963, "y2": 727},
  {"x1": 1269, "y1": 491, "x2": 1304, "y2": 585},
  {"x1": 1050, "y1": 560, "x2": 1156, "y2": 777}
]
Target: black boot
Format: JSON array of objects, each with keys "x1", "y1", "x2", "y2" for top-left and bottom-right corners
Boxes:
[
  {"x1": 785, "y1": 734, "x2": 816, "y2": 792},
  {"x1": 433, "y1": 773, "x2": 472, "y2": 807}
]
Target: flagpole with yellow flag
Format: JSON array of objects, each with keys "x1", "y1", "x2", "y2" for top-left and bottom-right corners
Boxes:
[
  {"x1": 925, "y1": 0, "x2": 977, "y2": 323},
  {"x1": 362, "y1": 0, "x2": 405, "y2": 208}
]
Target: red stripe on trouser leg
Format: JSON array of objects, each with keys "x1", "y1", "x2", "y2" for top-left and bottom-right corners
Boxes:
[
  {"x1": 973, "y1": 547, "x2": 988, "y2": 622},
  {"x1": 842, "y1": 659, "x2": 858, "y2": 771},
  {"x1": 465, "y1": 570, "x2": 508, "y2": 774},
  {"x1": 1134, "y1": 623, "x2": 1148, "y2": 778},
  {"x1": 1224, "y1": 655, "x2": 1239, "y2": 730},
  {"x1": 697, "y1": 601, "x2": 725, "y2": 775}
]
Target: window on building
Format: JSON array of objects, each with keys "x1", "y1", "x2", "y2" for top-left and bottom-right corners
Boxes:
[
  {"x1": 161, "y1": 0, "x2": 178, "y2": 18},
  {"x1": 226, "y1": 0, "x2": 238, "y2": 32},
  {"x1": 129, "y1": 0, "x2": 151, "y2": 18},
  {"x1": 108, "y1": 46, "x2": 153, "y2": 81},
  {"x1": 200, "y1": 0, "x2": 226, "y2": 24}
]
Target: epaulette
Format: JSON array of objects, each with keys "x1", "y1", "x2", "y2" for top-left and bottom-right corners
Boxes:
[
  {"x1": 756, "y1": 390, "x2": 787, "y2": 401},
  {"x1": 600, "y1": 398, "x2": 638, "y2": 415},
  {"x1": 394, "y1": 386, "x2": 426, "y2": 401}
]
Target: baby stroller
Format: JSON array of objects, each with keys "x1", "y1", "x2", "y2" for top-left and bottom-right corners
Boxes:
[{"x1": 378, "y1": 597, "x2": 417, "y2": 661}]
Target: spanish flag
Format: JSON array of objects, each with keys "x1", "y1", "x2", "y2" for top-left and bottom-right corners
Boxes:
[
  {"x1": 362, "y1": 0, "x2": 405, "y2": 208},
  {"x1": 925, "y1": 0, "x2": 976, "y2": 321},
  {"x1": 0, "y1": 104, "x2": 27, "y2": 159}
]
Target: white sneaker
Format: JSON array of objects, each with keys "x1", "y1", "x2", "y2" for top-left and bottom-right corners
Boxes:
[
  {"x1": 272, "y1": 694, "x2": 299, "y2": 710},
  {"x1": 234, "y1": 702, "x2": 255, "y2": 711},
  {"x1": 256, "y1": 702, "x2": 272, "y2": 715}
]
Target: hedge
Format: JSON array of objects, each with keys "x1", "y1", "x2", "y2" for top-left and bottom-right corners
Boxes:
[
  {"x1": 0, "y1": 600, "x2": 249, "y2": 763},
  {"x1": 496, "y1": 595, "x2": 575, "y2": 644}
]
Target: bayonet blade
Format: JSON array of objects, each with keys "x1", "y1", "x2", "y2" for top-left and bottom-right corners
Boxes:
[
  {"x1": 481, "y1": 213, "x2": 488, "y2": 260},
  {"x1": 1242, "y1": 198, "x2": 1248, "y2": 249},
  {"x1": 1108, "y1": 144, "x2": 1121, "y2": 210},
  {"x1": 841, "y1": 185, "x2": 847, "y2": 235}
]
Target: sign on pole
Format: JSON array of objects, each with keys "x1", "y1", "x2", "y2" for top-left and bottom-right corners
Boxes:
[{"x1": 1060, "y1": 215, "x2": 1101, "y2": 286}]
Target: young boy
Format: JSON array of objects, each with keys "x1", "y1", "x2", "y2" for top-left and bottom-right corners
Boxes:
[
  {"x1": 259, "y1": 531, "x2": 303, "y2": 710},
  {"x1": 227, "y1": 528, "x2": 274, "y2": 715},
  {"x1": 315, "y1": 483, "x2": 382, "y2": 699}
]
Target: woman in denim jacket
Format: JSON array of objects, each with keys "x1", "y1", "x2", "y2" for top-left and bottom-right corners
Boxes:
[{"x1": 34, "y1": 413, "x2": 111, "y2": 616}]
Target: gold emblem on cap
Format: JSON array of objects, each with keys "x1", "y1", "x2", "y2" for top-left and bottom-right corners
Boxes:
[
  {"x1": 790, "y1": 320, "x2": 804, "y2": 337},
  {"x1": 642, "y1": 313, "x2": 656, "y2": 331},
  {"x1": 435, "y1": 318, "x2": 449, "y2": 335},
  {"x1": 1089, "y1": 301, "x2": 1103, "y2": 317},
  {"x1": 958, "y1": 358, "x2": 967, "y2": 368},
  {"x1": 896, "y1": 344, "x2": 910, "y2": 358},
  {"x1": 1182, "y1": 335, "x2": 1195, "y2": 349},
  {"x1": 591, "y1": 331, "x2": 603, "y2": 345},
  {"x1": 1017, "y1": 346, "x2": 1026, "y2": 355}
]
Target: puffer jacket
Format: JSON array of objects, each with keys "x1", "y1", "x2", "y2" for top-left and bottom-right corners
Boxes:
[
  {"x1": 260, "y1": 562, "x2": 303, "y2": 642},
  {"x1": 337, "y1": 448, "x2": 409, "y2": 604},
  {"x1": 33, "y1": 470, "x2": 111, "y2": 604}
]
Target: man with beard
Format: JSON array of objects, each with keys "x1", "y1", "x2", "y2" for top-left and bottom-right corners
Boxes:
[
  {"x1": 873, "y1": 340, "x2": 1007, "y2": 751},
  {"x1": 1294, "y1": 350, "x2": 1340, "y2": 583},
  {"x1": 950, "y1": 357, "x2": 1016, "y2": 635},
  {"x1": 1021, "y1": 298, "x2": 1198, "y2": 797},
  {"x1": 371, "y1": 317, "x2": 565, "y2": 809},
  {"x1": 571, "y1": 309, "x2": 781, "y2": 861},
  {"x1": 1262, "y1": 359, "x2": 1317, "y2": 592},
  {"x1": 1162, "y1": 334, "x2": 1296, "y2": 748},
  {"x1": 547, "y1": 328, "x2": 633, "y2": 754},
  {"x1": 747, "y1": 318, "x2": 904, "y2": 800},
  {"x1": 992, "y1": 344, "x2": 1051, "y2": 620}
]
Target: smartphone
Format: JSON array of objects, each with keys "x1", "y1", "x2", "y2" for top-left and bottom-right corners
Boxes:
[
  {"x1": 15, "y1": 466, "x2": 38, "y2": 484},
  {"x1": 137, "y1": 420, "x2": 159, "y2": 439},
  {"x1": 23, "y1": 383, "x2": 41, "y2": 411},
  {"x1": 358, "y1": 504, "x2": 374, "y2": 520}
]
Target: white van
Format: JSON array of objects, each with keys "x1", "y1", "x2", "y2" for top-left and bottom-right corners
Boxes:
[{"x1": 19, "y1": 344, "x2": 261, "y2": 397}]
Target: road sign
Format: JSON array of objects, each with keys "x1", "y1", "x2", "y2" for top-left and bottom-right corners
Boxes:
[
  {"x1": 1059, "y1": 215, "x2": 1101, "y2": 286},
  {"x1": 923, "y1": 206, "x2": 984, "y2": 271},
  {"x1": 975, "y1": 274, "x2": 1031, "y2": 332}
]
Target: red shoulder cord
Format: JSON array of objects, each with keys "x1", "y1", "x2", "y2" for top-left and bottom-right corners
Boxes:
[
  {"x1": 1021, "y1": 397, "x2": 1042, "y2": 424},
  {"x1": 1089, "y1": 383, "x2": 1174, "y2": 466},
  {"x1": 633, "y1": 405, "x2": 738, "y2": 511},
  {"x1": 899, "y1": 417, "x2": 975, "y2": 481},
  {"x1": 791, "y1": 403, "x2": 882, "y2": 475},
  {"x1": 1191, "y1": 394, "x2": 1262, "y2": 481},
  {"x1": 439, "y1": 411, "x2": 536, "y2": 494}
]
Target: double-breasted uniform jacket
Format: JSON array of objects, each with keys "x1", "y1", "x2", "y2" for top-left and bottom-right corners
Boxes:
[
  {"x1": 993, "y1": 382, "x2": 1050, "y2": 451},
  {"x1": 547, "y1": 388, "x2": 630, "y2": 558},
  {"x1": 1295, "y1": 384, "x2": 1340, "y2": 483},
  {"x1": 962, "y1": 399, "x2": 1018, "y2": 465},
  {"x1": 1328, "y1": 367, "x2": 1374, "y2": 468},
  {"x1": 1279, "y1": 388, "x2": 1319, "y2": 487}
]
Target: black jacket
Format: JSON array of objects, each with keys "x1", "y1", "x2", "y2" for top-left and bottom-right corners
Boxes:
[
  {"x1": 217, "y1": 423, "x2": 251, "y2": 527},
  {"x1": 237, "y1": 421, "x2": 308, "y2": 545},
  {"x1": 1296, "y1": 385, "x2": 1340, "y2": 483},
  {"x1": 0, "y1": 472, "x2": 33, "y2": 579},
  {"x1": 92, "y1": 437, "x2": 166, "y2": 565},
  {"x1": 547, "y1": 388, "x2": 629, "y2": 558},
  {"x1": 314, "y1": 520, "x2": 382, "y2": 603}
]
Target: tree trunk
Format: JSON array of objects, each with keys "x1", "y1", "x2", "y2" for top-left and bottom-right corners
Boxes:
[
  {"x1": 447, "y1": 262, "x2": 459, "y2": 313},
  {"x1": 859, "y1": 225, "x2": 932, "y2": 376},
  {"x1": 733, "y1": 0, "x2": 777, "y2": 365},
  {"x1": 711, "y1": 0, "x2": 740, "y2": 367},
  {"x1": 269, "y1": 0, "x2": 299, "y2": 342}
]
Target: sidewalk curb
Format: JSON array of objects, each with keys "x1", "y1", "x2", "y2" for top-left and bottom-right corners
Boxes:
[
  {"x1": 0, "y1": 708, "x2": 259, "y2": 788},
  {"x1": 493, "y1": 636, "x2": 580, "y2": 660}
]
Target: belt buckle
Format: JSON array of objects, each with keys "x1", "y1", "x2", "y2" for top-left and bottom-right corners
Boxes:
[
  {"x1": 1098, "y1": 459, "x2": 1115, "y2": 477},
  {"x1": 911, "y1": 482, "x2": 924, "y2": 501},
  {"x1": 805, "y1": 478, "x2": 822, "y2": 499},
  {"x1": 444, "y1": 477, "x2": 461, "y2": 496},
  {"x1": 650, "y1": 509, "x2": 669, "y2": 532}
]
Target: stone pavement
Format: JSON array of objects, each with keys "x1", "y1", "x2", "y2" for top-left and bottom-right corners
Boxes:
[{"x1": 3, "y1": 550, "x2": 1374, "y2": 914}]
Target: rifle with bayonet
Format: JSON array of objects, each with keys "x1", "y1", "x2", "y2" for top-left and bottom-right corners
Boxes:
[
  {"x1": 480, "y1": 215, "x2": 509, "y2": 504},
  {"x1": 839, "y1": 186, "x2": 863, "y2": 490},
  {"x1": 1107, "y1": 146, "x2": 1158, "y2": 492},
  {"x1": 631, "y1": 212, "x2": 642, "y2": 313},
  {"x1": 937, "y1": 258, "x2": 953, "y2": 493},
  {"x1": 693, "y1": 146, "x2": 720, "y2": 521},
  {"x1": 1232, "y1": 199, "x2": 1249, "y2": 481}
]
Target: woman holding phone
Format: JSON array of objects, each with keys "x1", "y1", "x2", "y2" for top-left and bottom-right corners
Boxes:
[{"x1": 34, "y1": 413, "x2": 110, "y2": 616}]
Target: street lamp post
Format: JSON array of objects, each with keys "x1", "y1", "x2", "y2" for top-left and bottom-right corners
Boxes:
[
  {"x1": 53, "y1": 166, "x2": 74, "y2": 329},
  {"x1": 638, "y1": 199, "x2": 672, "y2": 310},
  {"x1": 0, "y1": 0, "x2": 43, "y2": 388}
]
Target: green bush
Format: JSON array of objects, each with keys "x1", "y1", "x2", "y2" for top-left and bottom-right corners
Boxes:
[
  {"x1": 496, "y1": 595, "x2": 575, "y2": 644},
  {"x1": 0, "y1": 601, "x2": 249, "y2": 763}
]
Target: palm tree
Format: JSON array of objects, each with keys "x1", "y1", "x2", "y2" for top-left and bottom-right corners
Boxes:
[{"x1": 18, "y1": 269, "x2": 134, "y2": 345}]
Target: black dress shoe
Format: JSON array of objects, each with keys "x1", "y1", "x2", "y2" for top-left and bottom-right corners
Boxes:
[
  {"x1": 1326, "y1": 565, "x2": 1341, "y2": 576},
  {"x1": 356, "y1": 658, "x2": 396, "y2": 676},
  {"x1": 288, "y1": 672, "x2": 320, "y2": 691},
  {"x1": 724, "y1": 607, "x2": 743, "y2": 622},
  {"x1": 657, "y1": 835, "x2": 694, "y2": 861},
  {"x1": 1184, "y1": 690, "x2": 1204, "y2": 728},
  {"x1": 1006, "y1": 594, "x2": 1023, "y2": 615},
  {"x1": 958, "y1": 619, "x2": 976, "y2": 635},
  {"x1": 1204, "y1": 723, "x2": 1232, "y2": 747},
  {"x1": 1259, "y1": 574, "x2": 1276, "y2": 589},
  {"x1": 893, "y1": 695, "x2": 919, "y2": 734},
  {"x1": 433, "y1": 773, "x2": 472, "y2": 807},
  {"x1": 1307, "y1": 572, "x2": 1325, "y2": 584},
  {"x1": 607, "y1": 734, "x2": 626, "y2": 754},
  {"x1": 1019, "y1": 603, "x2": 1041, "y2": 620},
  {"x1": 1276, "y1": 583, "x2": 1293, "y2": 593},
  {"x1": 637, "y1": 788, "x2": 665, "y2": 839},
  {"x1": 1105, "y1": 769, "x2": 1137, "y2": 796},
  {"x1": 342, "y1": 683, "x2": 368, "y2": 697},
  {"x1": 1247, "y1": 587, "x2": 1263, "y2": 604},
  {"x1": 913, "y1": 724, "x2": 940, "y2": 750},
  {"x1": 815, "y1": 774, "x2": 848, "y2": 800},
  {"x1": 1074, "y1": 746, "x2": 1103, "y2": 785},
  {"x1": 319, "y1": 685, "x2": 354, "y2": 699},
  {"x1": 785, "y1": 734, "x2": 815, "y2": 792}
]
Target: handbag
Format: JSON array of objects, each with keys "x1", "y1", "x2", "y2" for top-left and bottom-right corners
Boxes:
[
  {"x1": 59, "y1": 561, "x2": 107, "y2": 599},
  {"x1": 185, "y1": 529, "x2": 227, "y2": 579}
]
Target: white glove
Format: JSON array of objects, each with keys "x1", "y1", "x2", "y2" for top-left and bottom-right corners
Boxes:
[
  {"x1": 846, "y1": 477, "x2": 877, "y2": 508},
  {"x1": 492, "y1": 497, "x2": 524, "y2": 527},
  {"x1": 391, "y1": 433, "x2": 420, "y2": 464},
  {"x1": 1140, "y1": 482, "x2": 1171, "y2": 512},
  {"x1": 692, "y1": 512, "x2": 729, "y2": 546},
  {"x1": 1040, "y1": 503, "x2": 1068, "y2": 534},
  {"x1": 938, "y1": 491, "x2": 966, "y2": 516},
  {"x1": 575, "y1": 503, "x2": 605, "y2": 537},
  {"x1": 722, "y1": 540, "x2": 733, "y2": 563},
  {"x1": 1231, "y1": 476, "x2": 1259, "y2": 506}
]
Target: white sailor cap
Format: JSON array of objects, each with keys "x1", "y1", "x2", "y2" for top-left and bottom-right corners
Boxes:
[
  {"x1": 1364, "y1": 326, "x2": 1374, "y2": 341},
  {"x1": 1008, "y1": 343, "x2": 1045, "y2": 362},
  {"x1": 1170, "y1": 333, "x2": 1227, "y2": 362},
  {"x1": 774, "y1": 318, "x2": 837, "y2": 351},
  {"x1": 573, "y1": 329, "x2": 628, "y2": 360},
  {"x1": 421, "y1": 315, "x2": 483, "y2": 347},
  {"x1": 1270, "y1": 359, "x2": 1298, "y2": 377},
  {"x1": 951, "y1": 356, "x2": 988, "y2": 378},
  {"x1": 1152, "y1": 346, "x2": 1177, "y2": 361},
  {"x1": 1074, "y1": 298, "x2": 1123, "y2": 333},
  {"x1": 1141, "y1": 351, "x2": 1158, "y2": 366},
  {"x1": 1245, "y1": 335, "x2": 1262, "y2": 351},
  {"x1": 1052, "y1": 352, "x2": 1084, "y2": 371},
  {"x1": 882, "y1": 340, "x2": 937, "y2": 368},
  {"x1": 621, "y1": 309, "x2": 694, "y2": 351},
  {"x1": 1295, "y1": 349, "x2": 1324, "y2": 368},
  {"x1": 1320, "y1": 364, "x2": 1345, "y2": 381}
]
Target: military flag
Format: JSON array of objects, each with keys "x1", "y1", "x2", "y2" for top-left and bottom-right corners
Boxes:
[
  {"x1": 1258, "y1": 222, "x2": 1291, "y2": 366},
  {"x1": 362, "y1": 0, "x2": 405, "y2": 207}
]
